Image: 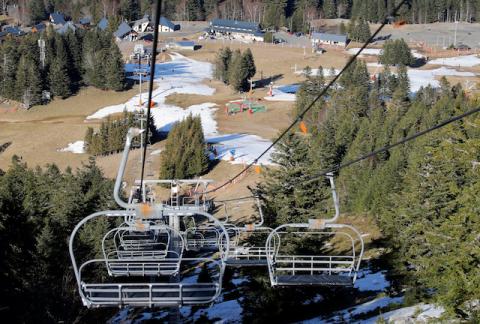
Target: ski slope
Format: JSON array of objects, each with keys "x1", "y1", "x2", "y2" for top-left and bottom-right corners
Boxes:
[{"x1": 83, "y1": 53, "x2": 274, "y2": 165}]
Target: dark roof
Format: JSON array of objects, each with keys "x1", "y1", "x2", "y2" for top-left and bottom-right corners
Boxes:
[
  {"x1": 114, "y1": 21, "x2": 132, "y2": 38},
  {"x1": 33, "y1": 22, "x2": 46, "y2": 31},
  {"x1": 79, "y1": 17, "x2": 91, "y2": 25},
  {"x1": 159, "y1": 16, "x2": 176, "y2": 30},
  {"x1": 98, "y1": 17, "x2": 109, "y2": 31},
  {"x1": 3, "y1": 26, "x2": 24, "y2": 36},
  {"x1": 50, "y1": 12, "x2": 66, "y2": 25},
  {"x1": 312, "y1": 32, "x2": 347, "y2": 43},
  {"x1": 176, "y1": 41, "x2": 195, "y2": 47},
  {"x1": 210, "y1": 19, "x2": 260, "y2": 34}
]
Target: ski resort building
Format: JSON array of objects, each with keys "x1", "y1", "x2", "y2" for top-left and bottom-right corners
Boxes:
[
  {"x1": 209, "y1": 18, "x2": 265, "y2": 42},
  {"x1": 97, "y1": 17, "x2": 109, "y2": 31},
  {"x1": 114, "y1": 21, "x2": 137, "y2": 41},
  {"x1": 311, "y1": 32, "x2": 348, "y2": 48},
  {"x1": 50, "y1": 12, "x2": 66, "y2": 25},
  {"x1": 159, "y1": 16, "x2": 180, "y2": 32},
  {"x1": 132, "y1": 17, "x2": 151, "y2": 33}
]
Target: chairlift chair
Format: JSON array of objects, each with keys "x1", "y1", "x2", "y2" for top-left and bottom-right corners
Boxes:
[
  {"x1": 69, "y1": 129, "x2": 231, "y2": 308},
  {"x1": 265, "y1": 174, "x2": 364, "y2": 287}
]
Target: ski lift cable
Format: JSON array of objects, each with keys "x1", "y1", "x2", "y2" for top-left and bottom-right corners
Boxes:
[
  {"x1": 139, "y1": 0, "x2": 162, "y2": 196},
  {"x1": 204, "y1": 0, "x2": 410, "y2": 195}
]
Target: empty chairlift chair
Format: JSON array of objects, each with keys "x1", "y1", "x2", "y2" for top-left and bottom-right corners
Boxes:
[
  {"x1": 69, "y1": 129, "x2": 231, "y2": 308},
  {"x1": 266, "y1": 173, "x2": 364, "y2": 287},
  {"x1": 102, "y1": 225, "x2": 183, "y2": 277},
  {"x1": 221, "y1": 197, "x2": 276, "y2": 267}
]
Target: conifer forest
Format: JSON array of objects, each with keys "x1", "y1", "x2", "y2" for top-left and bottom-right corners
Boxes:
[{"x1": 0, "y1": 0, "x2": 479, "y2": 323}]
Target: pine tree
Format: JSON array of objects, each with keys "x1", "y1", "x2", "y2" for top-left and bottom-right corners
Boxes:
[
  {"x1": 228, "y1": 49, "x2": 248, "y2": 92},
  {"x1": 256, "y1": 132, "x2": 328, "y2": 226},
  {"x1": 160, "y1": 115, "x2": 209, "y2": 179},
  {"x1": 323, "y1": 0, "x2": 337, "y2": 18},
  {"x1": 105, "y1": 41, "x2": 126, "y2": 91},
  {"x1": 49, "y1": 36, "x2": 72, "y2": 99},
  {"x1": 242, "y1": 48, "x2": 256, "y2": 80},
  {"x1": 29, "y1": 0, "x2": 46, "y2": 24},
  {"x1": 15, "y1": 55, "x2": 43, "y2": 107},
  {"x1": 0, "y1": 39, "x2": 19, "y2": 100},
  {"x1": 213, "y1": 47, "x2": 232, "y2": 84}
]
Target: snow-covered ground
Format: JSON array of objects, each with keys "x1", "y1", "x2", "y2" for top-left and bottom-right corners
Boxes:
[
  {"x1": 408, "y1": 67, "x2": 475, "y2": 92},
  {"x1": 354, "y1": 269, "x2": 390, "y2": 292},
  {"x1": 59, "y1": 141, "x2": 85, "y2": 154},
  {"x1": 347, "y1": 48, "x2": 426, "y2": 59},
  {"x1": 80, "y1": 53, "x2": 274, "y2": 165},
  {"x1": 367, "y1": 62, "x2": 477, "y2": 93},
  {"x1": 428, "y1": 54, "x2": 480, "y2": 67},
  {"x1": 362, "y1": 303, "x2": 444, "y2": 324},
  {"x1": 264, "y1": 87, "x2": 296, "y2": 102}
]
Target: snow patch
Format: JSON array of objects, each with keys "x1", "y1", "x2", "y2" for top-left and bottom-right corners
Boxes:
[
  {"x1": 150, "y1": 149, "x2": 162, "y2": 155},
  {"x1": 354, "y1": 270, "x2": 390, "y2": 292},
  {"x1": 362, "y1": 303, "x2": 444, "y2": 324},
  {"x1": 348, "y1": 48, "x2": 425, "y2": 59},
  {"x1": 408, "y1": 67, "x2": 475, "y2": 93},
  {"x1": 85, "y1": 53, "x2": 275, "y2": 166},
  {"x1": 59, "y1": 141, "x2": 85, "y2": 154},
  {"x1": 428, "y1": 54, "x2": 480, "y2": 67},
  {"x1": 208, "y1": 133, "x2": 273, "y2": 165},
  {"x1": 193, "y1": 299, "x2": 242, "y2": 323},
  {"x1": 264, "y1": 88, "x2": 296, "y2": 101}
]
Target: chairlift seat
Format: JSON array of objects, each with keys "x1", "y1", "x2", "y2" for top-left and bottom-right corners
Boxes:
[
  {"x1": 275, "y1": 274, "x2": 353, "y2": 286},
  {"x1": 225, "y1": 259, "x2": 268, "y2": 267}
]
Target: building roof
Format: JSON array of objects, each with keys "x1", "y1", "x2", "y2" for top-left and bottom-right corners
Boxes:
[
  {"x1": 176, "y1": 41, "x2": 195, "y2": 47},
  {"x1": 114, "y1": 21, "x2": 133, "y2": 38},
  {"x1": 57, "y1": 21, "x2": 76, "y2": 35},
  {"x1": 79, "y1": 17, "x2": 91, "y2": 25},
  {"x1": 133, "y1": 17, "x2": 150, "y2": 28},
  {"x1": 50, "y1": 12, "x2": 66, "y2": 25},
  {"x1": 210, "y1": 18, "x2": 260, "y2": 34},
  {"x1": 312, "y1": 32, "x2": 347, "y2": 43},
  {"x1": 3, "y1": 26, "x2": 24, "y2": 36},
  {"x1": 98, "y1": 17, "x2": 109, "y2": 31},
  {"x1": 159, "y1": 16, "x2": 176, "y2": 30},
  {"x1": 33, "y1": 22, "x2": 46, "y2": 32}
]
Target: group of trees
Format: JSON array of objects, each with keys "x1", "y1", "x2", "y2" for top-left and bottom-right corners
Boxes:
[
  {"x1": 0, "y1": 26, "x2": 125, "y2": 107},
  {"x1": 346, "y1": 17, "x2": 371, "y2": 42},
  {"x1": 0, "y1": 157, "x2": 117, "y2": 322},
  {"x1": 379, "y1": 38, "x2": 415, "y2": 66},
  {"x1": 159, "y1": 115, "x2": 209, "y2": 179},
  {"x1": 84, "y1": 111, "x2": 136, "y2": 155},
  {"x1": 213, "y1": 47, "x2": 256, "y2": 92},
  {"x1": 257, "y1": 59, "x2": 479, "y2": 320}
]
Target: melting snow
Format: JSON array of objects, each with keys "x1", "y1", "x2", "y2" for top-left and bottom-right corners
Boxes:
[
  {"x1": 264, "y1": 88, "x2": 296, "y2": 101},
  {"x1": 354, "y1": 270, "x2": 390, "y2": 292},
  {"x1": 362, "y1": 303, "x2": 444, "y2": 324},
  {"x1": 84, "y1": 53, "x2": 275, "y2": 165},
  {"x1": 59, "y1": 141, "x2": 85, "y2": 154},
  {"x1": 348, "y1": 48, "x2": 425, "y2": 59},
  {"x1": 408, "y1": 67, "x2": 475, "y2": 93},
  {"x1": 428, "y1": 54, "x2": 480, "y2": 67},
  {"x1": 193, "y1": 299, "x2": 243, "y2": 323}
]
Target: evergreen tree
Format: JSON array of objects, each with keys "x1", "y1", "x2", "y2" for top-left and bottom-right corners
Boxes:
[
  {"x1": 15, "y1": 55, "x2": 43, "y2": 107},
  {"x1": 213, "y1": 47, "x2": 232, "y2": 84},
  {"x1": 29, "y1": 0, "x2": 46, "y2": 24},
  {"x1": 228, "y1": 49, "x2": 248, "y2": 92},
  {"x1": 0, "y1": 39, "x2": 18, "y2": 100},
  {"x1": 379, "y1": 39, "x2": 414, "y2": 66},
  {"x1": 323, "y1": 0, "x2": 337, "y2": 18},
  {"x1": 49, "y1": 35, "x2": 72, "y2": 98},
  {"x1": 104, "y1": 41, "x2": 126, "y2": 91},
  {"x1": 242, "y1": 48, "x2": 256, "y2": 80},
  {"x1": 160, "y1": 115, "x2": 209, "y2": 179}
]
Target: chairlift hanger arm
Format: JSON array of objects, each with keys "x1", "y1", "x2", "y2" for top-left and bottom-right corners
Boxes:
[{"x1": 114, "y1": 128, "x2": 144, "y2": 209}]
